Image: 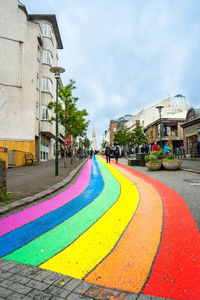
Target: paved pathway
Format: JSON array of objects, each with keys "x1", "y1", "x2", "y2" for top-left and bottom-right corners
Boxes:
[{"x1": 0, "y1": 156, "x2": 200, "y2": 299}]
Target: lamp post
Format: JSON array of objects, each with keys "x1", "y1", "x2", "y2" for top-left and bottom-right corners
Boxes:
[
  {"x1": 156, "y1": 105, "x2": 164, "y2": 149},
  {"x1": 50, "y1": 66, "x2": 65, "y2": 176}
]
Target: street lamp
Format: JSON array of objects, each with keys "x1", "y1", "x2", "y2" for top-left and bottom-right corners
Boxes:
[
  {"x1": 156, "y1": 105, "x2": 164, "y2": 148},
  {"x1": 49, "y1": 66, "x2": 65, "y2": 176}
]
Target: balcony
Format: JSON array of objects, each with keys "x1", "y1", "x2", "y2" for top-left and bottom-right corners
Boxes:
[{"x1": 40, "y1": 120, "x2": 55, "y2": 139}]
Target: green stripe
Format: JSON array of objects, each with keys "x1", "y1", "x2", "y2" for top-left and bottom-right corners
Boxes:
[{"x1": 5, "y1": 157, "x2": 120, "y2": 266}]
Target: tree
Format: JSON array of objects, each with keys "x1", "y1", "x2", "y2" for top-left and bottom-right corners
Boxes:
[
  {"x1": 113, "y1": 127, "x2": 129, "y2": 147},
  {"x1": 83, "y1": 137, "x2": 91, "y2": 151},
  {"x1": 101, "y1": 140, "x2": 109, "y2": 149},
  {"x1": 129, "y1": 120, "x2": 147, "y2": 150},
  {"x1": 47, "y1": 79, "x2": 89, "y2": 165}
]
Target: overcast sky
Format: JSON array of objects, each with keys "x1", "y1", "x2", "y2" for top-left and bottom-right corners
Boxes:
[{"x1": 22, "y1": 0, "x2": 200, "y2": 147}]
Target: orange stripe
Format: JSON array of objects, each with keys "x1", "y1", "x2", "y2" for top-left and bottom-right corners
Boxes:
[{"x1": 86, "y1": 163, "x2": 163, "y2": 293}]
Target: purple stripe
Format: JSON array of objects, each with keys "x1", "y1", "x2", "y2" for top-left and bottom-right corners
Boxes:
[{"x1": 0, "y1": 159, "x2": 92, "y2": 236}]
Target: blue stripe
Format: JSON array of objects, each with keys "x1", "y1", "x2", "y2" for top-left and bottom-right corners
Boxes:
[{"x1": 0, "y1": 156, "x2": 104, "y2": 257}]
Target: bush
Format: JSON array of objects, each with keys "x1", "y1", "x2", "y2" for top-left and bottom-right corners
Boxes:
[
  {"x1": 167, "y1": 154, "x2": 176, "y2": 160},
  {"x1": 0, "y1": 187, "x2": 12, "y2": 202},
  {"x1": 145, "y1": 149, "x2": 166, "y2": 162}
]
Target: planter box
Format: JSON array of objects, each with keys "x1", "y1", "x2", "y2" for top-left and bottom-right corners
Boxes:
[
  {"x1": 128, "y1": 159, "x2": 140, "y2": 166},
  {"x1": 162, "y1": 160, "x2": 183, "y2": 170},
  {"x1": 145, "y1": 161, "x2": 162, "y2": 171}
]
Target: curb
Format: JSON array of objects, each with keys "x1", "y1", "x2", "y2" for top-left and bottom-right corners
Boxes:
[
  {"x1": 181, "y1": 168, "x2": 200, "y2": 175},
  {"x1": 0, "y1": 158, "x2": 88, "y2": 216}
]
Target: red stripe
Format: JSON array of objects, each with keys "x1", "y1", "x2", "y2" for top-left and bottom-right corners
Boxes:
[{"x1": 115, "y1": 161, "x2": 200, "y2": 299}]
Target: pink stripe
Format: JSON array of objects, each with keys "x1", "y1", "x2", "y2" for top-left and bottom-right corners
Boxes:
[{"x1": 0, "y1": 159, "x2": 92, "y2": 236}]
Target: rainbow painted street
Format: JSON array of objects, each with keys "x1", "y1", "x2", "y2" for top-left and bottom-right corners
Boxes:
[{"x1": 0, "y1": 156, "x2": 200, "y2": 299}]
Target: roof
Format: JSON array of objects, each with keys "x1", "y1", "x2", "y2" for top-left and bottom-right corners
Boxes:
[
  {"x1": 18, "y1": 3, "x2": 63, "y2": 49},
  {"x1": 28, "y1": 14, "x2": 63, "y2": 49},
  {"x1": 162, "y1": 111, "x2": 187, "y2": 119}
]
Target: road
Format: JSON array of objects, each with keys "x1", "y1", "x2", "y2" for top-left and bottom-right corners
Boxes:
[{"x1": 0, "y1": 156, "x2": 200, "y2": 300}]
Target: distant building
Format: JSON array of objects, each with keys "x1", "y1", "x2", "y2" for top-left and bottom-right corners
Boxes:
[
  {"x1": 109, "y1": 115, "x2": 132, "y2": 145},
  {"x1": 125, "y1": 95, "x2": 189, "y2": 149},
  {"x1": 181, "y1": 108, "x2": 200, "y2": 154},
  {"x1": 145, "y1": 111, "x2": 186, "y2": 150},
  {"x1": 0, "y1": 0, "x2": 64, "y2": 166},
  {"x1": 126, "y1": 95, "x2": 188, "y2": 131},
  {"x1": 91, "y1": 128, "x2": 98, "y2": 151}
]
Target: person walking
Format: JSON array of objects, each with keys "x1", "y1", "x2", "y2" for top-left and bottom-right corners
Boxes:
[
  {"x1": 152, "y1": 142, "x2": 159, "y2": 152},
  {"x1": 196, "y1": 140, "x2": 200, "y2": 155},
  {"x1": 114, "y1": 146, "x2": 120, "y2": 163},
  {"x1": 105, "y1": 145, "x2": 111, "y2": 163},
  {"x1": 90, "y1": 148, "x2": 94, "y2": 159},
  {"x1": 163, "y1": 142, "x2": 169, "y2": 156}
]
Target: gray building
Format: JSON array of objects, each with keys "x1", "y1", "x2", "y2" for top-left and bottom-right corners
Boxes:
[{"x1": 182, "y1": 107, "x2": 200, "y2": 154}]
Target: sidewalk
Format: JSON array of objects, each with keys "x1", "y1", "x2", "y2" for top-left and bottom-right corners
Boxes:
[{"x1": 0, "y1": 157, "x2": 88, "y2": 215}]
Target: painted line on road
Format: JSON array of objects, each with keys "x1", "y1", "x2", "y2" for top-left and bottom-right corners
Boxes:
[
  {"x1": 4, "y1": 156, "x2": 120, "y2": 265},
  {"x1": 86, "y1": 160, "x2": 163, "y2": 294},
  {"x1": 112, "y1": 160, "x2": 200, "y2": 300},
  {"x1": 1, "y1": 157, "x2": 104, "y2": 257},
  {"x1": 39, "y1": 156, "x2": 140, "y2": 279},
  {"x1": 0, "y1": 159, "x2": 92, "y2": 236}
]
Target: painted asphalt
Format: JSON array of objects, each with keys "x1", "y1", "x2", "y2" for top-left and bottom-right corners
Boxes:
[{"x1": 0, "y1": 156, "x2": 200, "y2": 299}]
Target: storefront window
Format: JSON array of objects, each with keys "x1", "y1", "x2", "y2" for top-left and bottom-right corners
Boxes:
[
  {"x1": 40, "y1": 141, "x2": 49, "y2": 160},
  {"x1": 163, "y1": 122, "x2": 178, "y2": 137}
]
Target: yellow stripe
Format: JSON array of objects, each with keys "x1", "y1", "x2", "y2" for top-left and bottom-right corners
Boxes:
[{"x1": 39, "y1": 157, "x2": 140, "y2": 278}]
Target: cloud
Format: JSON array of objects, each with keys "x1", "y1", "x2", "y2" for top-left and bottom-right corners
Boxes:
[{"x1": 22, "y1": 0, "x2": 200, "y2": 147}]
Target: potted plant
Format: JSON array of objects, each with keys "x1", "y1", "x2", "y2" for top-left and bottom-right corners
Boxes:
[
  {"x1": 162, "y1": 154, "x2": 183, "y2": 170},
  {"x1": 145, "y1": 154, "x2": 160, "y2": 171}
]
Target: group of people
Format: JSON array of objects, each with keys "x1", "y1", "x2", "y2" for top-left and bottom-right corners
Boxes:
[
  {"x1": 105, "y1": 145, "x2": 120, "y2": 164},
  {"x1": 152, "y1": 141, "x2": 171, "y2": 156}
]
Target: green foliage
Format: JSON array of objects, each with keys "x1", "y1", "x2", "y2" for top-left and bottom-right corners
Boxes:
[
  {"x1": 47, "y1": 79, "x2": 89, "y2": 139},
  {"x1": 101, "y1": 140, "x2": 109, "y2": 149},
  {"x1": 145, "y1": 149, "x2": 166, "y2": 162},
  {"x1": 129, "y1": 120, "x2": 147, "y2": 147},
  {"x1": 0, "y1": 187, "x2": 11, "y2": 202},
  {"x1": 114, "y1": 128, "x2": 129, "y2": 146},
  {"x1": 167, "y1": 154, "x2": 176, "y2": 160},
  {"x1": 83, "y1": 137, "x2": 91, "y2": 150}
]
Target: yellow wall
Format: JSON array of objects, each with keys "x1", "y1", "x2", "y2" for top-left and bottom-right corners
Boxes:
[
  {"x1": 0, "y1": 140, "x2": 35, "y2": 168},
  {"x1": 0, "y1": 140, "x2": 35, "y2": 154}
]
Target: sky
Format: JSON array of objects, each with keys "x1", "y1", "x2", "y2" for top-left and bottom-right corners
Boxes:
[{"x1": 21, "y1": 0, "x2": 200, "y2": 147}]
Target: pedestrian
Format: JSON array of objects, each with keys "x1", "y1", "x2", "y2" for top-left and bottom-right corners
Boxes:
[
  {"x1": 90, "y1": 148, "x2": 93, "y2": 159},
  {"x1": 105, "y1": 145, "x2": 111, "y2": 163},
  {"x1": 141, "y1": 144, "x2": 145, "y2": 153},
  {"x1": 152, "y1": 141, "x2": 159, "y2": 152},
  {"x1": 196, "y1": 140, "x2": 200, "y2": 154},
  {"x1": 144, "y1": 144, "x2": 149, "y2": 154},
  {"x1": 114, "y1": 146, "x2": 120, "y2": 163},
  {"x1": 163, "y1": 142, "x2": 169, "y2": 156},
  {"x1": 60, "y1": 146, "x2": 64, "y2": 158}
]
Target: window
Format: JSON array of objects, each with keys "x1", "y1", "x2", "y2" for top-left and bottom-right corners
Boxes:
[
  {"x1": 36, "y1": 102, "x2": 39, "y2": 119},
  {"x1": 43, "y1": 24, "x2": 52, "y2": 38},
  {"x1": 40, "y1": 141, "x2": 49, "y2": 160},
  {"x1": 36, "y1": 73, "x2": 40, "y2": 89},
  {"x1": 43, "y1": 50, "x2": 53, "y2": 66},
  {"x1": 42, "y1": 77, "x2": 52, "y2": 93},
  {"x1": 41, "y1": 106, "x2": 51, "y2": 120},
  {"x1": 37, "y1": 46, "x2": 41, "y2": 61}
]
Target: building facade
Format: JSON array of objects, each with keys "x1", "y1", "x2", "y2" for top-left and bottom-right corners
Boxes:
[
  {"x1": 145, "y1": 111, "x2": 186, "y2": 150},
  {"x1": 181, "y1": 108, "x2": 200, "y2": 154},
  {"x1": 126, "y1": 94, "x2": 188, "y2": 132},
  {"x1": 0, "y1": 0, "x2": 64, "y2": 165}
]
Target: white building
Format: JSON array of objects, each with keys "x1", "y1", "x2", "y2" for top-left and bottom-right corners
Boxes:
[
  {"x1": 0, "y1": 0, "x2": 64, "y2": 162},
  {"x1": 126, "y1": 94, "x2": 189, "y2": 131}
]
